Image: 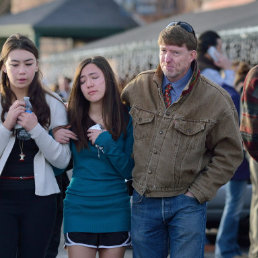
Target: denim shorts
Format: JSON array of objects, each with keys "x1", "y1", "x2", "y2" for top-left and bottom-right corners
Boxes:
[{"x1": 64, "y1": 232, "x2": 131, "y2": 249}]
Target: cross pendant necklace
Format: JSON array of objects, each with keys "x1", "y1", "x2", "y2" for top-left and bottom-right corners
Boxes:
[
  {"x1": 18, "y1": 140, "x2": 25, "y2": 161},
  {"x1": 19, "y1": 153, "x2": 25, "y2": 161}
]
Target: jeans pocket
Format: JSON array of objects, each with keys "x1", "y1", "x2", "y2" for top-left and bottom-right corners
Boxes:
[
  {"x1": 132, "y1": 190, "x2": 143, "y2": 204},
  {"x1": 181, "y1": 193, "x2": 199, "y2": 204}
]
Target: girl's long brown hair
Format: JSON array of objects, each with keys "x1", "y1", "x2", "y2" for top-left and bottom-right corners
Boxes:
[
  {"x1": 0, "y1": 34, "x2": 60, "y2": 129},
  {"x1": 68, "y1": 56, "x2": 129, "y2": 151}
]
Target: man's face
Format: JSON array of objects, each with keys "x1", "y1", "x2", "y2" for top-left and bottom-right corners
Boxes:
[{"x1": 159, "y1": 44, "x2": 196, "y2": 82}]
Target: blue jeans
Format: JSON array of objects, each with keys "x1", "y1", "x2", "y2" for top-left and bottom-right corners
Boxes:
[
  {"x1": 215, "y1": 180, "x2": 248, "y2": 258},
  {"x1": 131, "y1": 190, "x2": 207, "y2": 258}
]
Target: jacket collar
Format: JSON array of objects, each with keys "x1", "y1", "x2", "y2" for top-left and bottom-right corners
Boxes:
[{"x1": 153, "y1": 60, "x2": 200, "y2": 97}]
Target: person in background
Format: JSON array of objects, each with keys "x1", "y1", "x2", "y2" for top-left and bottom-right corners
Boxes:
[
  {"x1": 121, "y1": 21, "x2": 243, "y2": 258},
  {"x1": 54, "y1": 56, "x2": 134, "y2": 258},
  {"x1": 240, "y1": 65, "x2": 258, "y2": 258},
  {"x1": 197, "y1": 30, "x2": 235, "y2": 87},
  {"x1": 214, "y1": 64, "x2": 250, "y2": 258},
  {"x1": 197, "y1": 30, "x2": 250, "y2": 258},
  {"x1": 234, "y1": 61, "x2": 251, "y2": 93},
  {"x1": 0, "y1": 34, "x2": 71, "y2": 258},
  {"x1": 49, "y1": 82, "x2": 59, "y2": 94},
  {"x1": 57, "y1": 75, "x2": 71, "y2": 102}
]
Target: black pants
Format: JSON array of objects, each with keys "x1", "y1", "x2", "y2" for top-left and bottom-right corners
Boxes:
[
  {"x1": 46, "y1": 173, "x2": 70, "y2": 258},
  {"x1": 0, "y1": 189, "x2": 57, "y2": 258}
]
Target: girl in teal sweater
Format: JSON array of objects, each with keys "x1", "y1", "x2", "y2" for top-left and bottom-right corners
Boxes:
[{"x1": 54, "y1": 56, "x2": 134, "y2": 258}]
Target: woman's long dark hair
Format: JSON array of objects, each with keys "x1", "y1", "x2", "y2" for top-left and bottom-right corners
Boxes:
[
  {"x1": 0, "y1": 33, "x2": 57, "y2": 129},
  {"x1": 68, "y1": 56, "x2": 129, "y2": 151}
]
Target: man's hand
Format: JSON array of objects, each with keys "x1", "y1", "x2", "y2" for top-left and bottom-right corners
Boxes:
[{"x1": 185, "y1": 191, "x2": 195, "y2": 198}]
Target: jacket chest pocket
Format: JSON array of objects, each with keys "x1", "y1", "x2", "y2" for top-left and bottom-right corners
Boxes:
[
  {"x1": 130, "y1": 108, "x2": 155, "y2": 140},
  {"x1": 173, "y1": 120, "x2": 206, "y2": 151}
]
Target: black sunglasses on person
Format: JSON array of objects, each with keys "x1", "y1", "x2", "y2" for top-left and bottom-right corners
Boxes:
[{"x1": 166, "y1": 21, "x2": 196, "y2": 37}]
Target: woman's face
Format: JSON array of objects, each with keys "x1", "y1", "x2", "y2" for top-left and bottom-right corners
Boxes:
[
  {"x1": 3, "y1": 49, "x2": 38, "y2": 94},
  {"x1": 215, "y1": 38, "x2": 223, "y2": 54},
  {"x1": 80, "y1": 63, "x2": 106, "y2": 104}
]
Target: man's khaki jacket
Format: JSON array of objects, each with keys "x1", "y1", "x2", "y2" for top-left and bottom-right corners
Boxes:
[{"x1": 121, "y1": 61, "x2": 243, "y2": 203}]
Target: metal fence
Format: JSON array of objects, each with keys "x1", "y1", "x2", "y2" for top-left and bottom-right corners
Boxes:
[
  {"x1": 40, "y1": 39, "x2": 159, "y2": 86},
  {"x1": 222, "y1": 30, "x2": 258, "y2": 66},
  {"x1": 40, "y1": 33, "x2": 258, "y2": 86}
]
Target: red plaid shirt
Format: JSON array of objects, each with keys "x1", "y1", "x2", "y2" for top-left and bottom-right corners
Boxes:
[{"x1": 240, "y1": 65, "x2": 258, "y2": 161}]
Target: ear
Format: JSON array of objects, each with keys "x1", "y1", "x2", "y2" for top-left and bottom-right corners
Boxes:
[
  {"x1": 35, "y1": 62, "x2": 39, "y2": 72},
  {"x1": 190, "y1": 50, "x2": 197, "y2": 61},
  {"x1": 2, "y1": 64, "x2": 7, "y2": 73}
]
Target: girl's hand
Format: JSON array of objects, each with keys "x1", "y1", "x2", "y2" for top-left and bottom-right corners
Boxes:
[
  {"x1": 53, "y1": 126, "x2": 78, "y2": 144},
  {"x1": 17, "y1": 111, "x2": 38, "y2": 131},
  {"x1": 87, "y1": 129, "x2": 105, "y2": 145},
  {"x1": 3, "y1": 100, "x2": 26, "y2": 130}
]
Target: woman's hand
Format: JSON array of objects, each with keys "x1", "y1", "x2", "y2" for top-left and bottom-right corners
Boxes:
[
  {"x1": 3, "y1": 100, "x2": 26, "y2": 130},
  {"x1": 87, "y1": 129, "x2": 105, "y2": 145},
  {"x1": 17, "y1": 111, "x2": 38, "y2": 132},
  {"x1": 53, "y1": 126, "x2": 78, "y2": 144},
  {"x1": 214, "y1": 54, "x2": 232, "y2": 70}
]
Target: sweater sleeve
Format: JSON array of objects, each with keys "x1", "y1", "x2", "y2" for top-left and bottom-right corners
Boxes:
[
  {"x1": 240, "y1": 67, "x2": 258, "y2": 161},
  {"x1": 94, "y1": 117, "x2": 134, "y2": 180}
]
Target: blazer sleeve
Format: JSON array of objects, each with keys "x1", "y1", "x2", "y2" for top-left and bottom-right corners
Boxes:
[
  {"x1": 0, "y1": 124, "x2": 12, "y2": 157},
  {"x1": 28, "y1": 94, "x2": 71, "y2": 169}
]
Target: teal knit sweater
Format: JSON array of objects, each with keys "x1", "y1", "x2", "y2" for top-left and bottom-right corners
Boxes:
[{"x1": 63, "y1": 118, "x2": 134, "y2": 233}]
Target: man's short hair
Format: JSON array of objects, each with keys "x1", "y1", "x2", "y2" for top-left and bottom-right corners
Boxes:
[{"x1": 158, "y1": 25, "x2": 197, "y2": 51}]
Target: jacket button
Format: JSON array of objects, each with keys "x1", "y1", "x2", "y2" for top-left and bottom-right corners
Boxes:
[
  {"x1": 159, "y1": 131, "x2": 163, "y2": 134},
  {"x1": 148, "y1": 170, "x2": 152, "y2": 174}
]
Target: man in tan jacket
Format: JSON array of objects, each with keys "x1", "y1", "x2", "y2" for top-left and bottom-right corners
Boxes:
[{"x1": 121, "y1": 21, "x2": 243, "y2": 258}]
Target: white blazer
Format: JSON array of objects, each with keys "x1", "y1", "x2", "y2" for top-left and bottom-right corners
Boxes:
[{"x1": 0, "y1": 92, "x2": 71, "y2": 196}]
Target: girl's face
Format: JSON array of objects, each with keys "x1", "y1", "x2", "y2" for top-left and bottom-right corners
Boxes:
[
  {"x1": 80, "y1": 63, "x2": 106, "y2": 104},
  {"x1": 3, "y1": 49, "x2": 38, "y2": 94}
]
